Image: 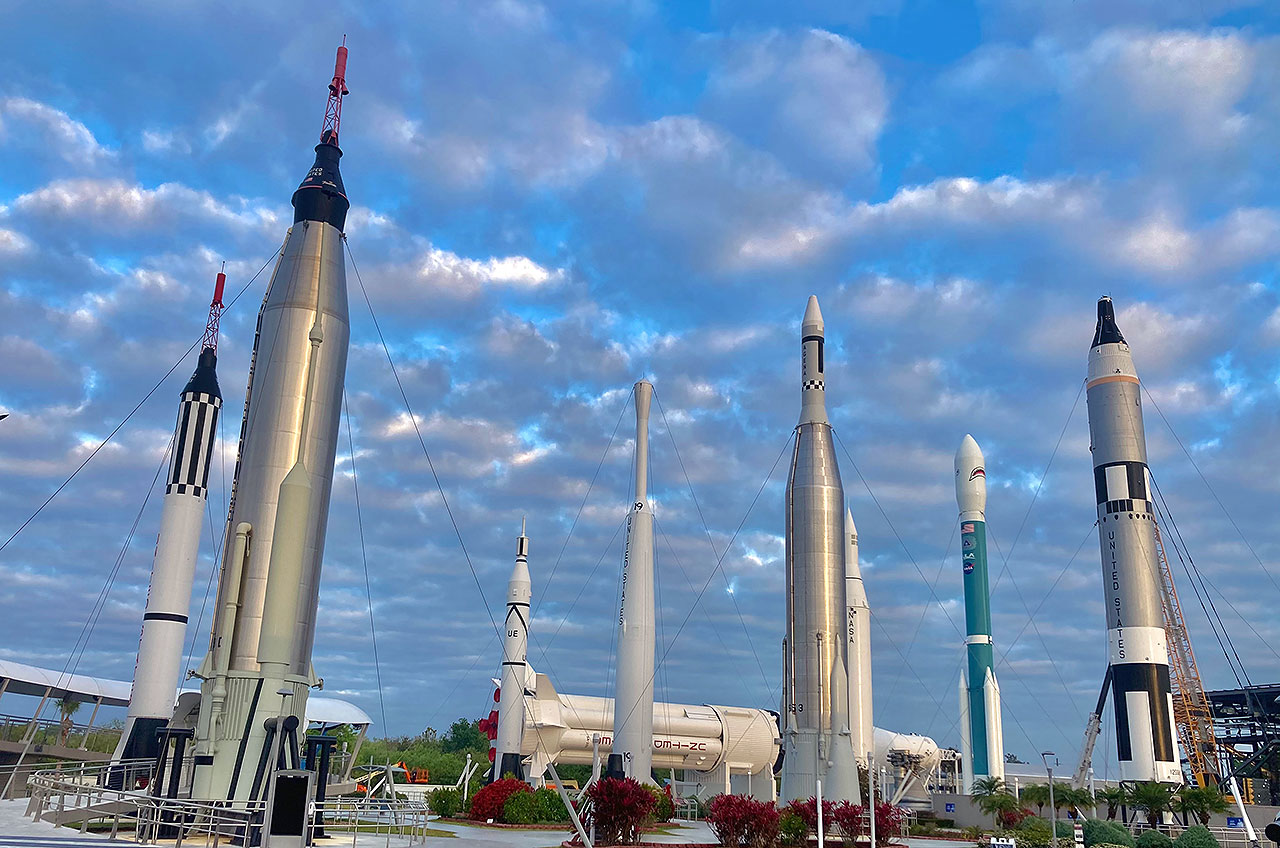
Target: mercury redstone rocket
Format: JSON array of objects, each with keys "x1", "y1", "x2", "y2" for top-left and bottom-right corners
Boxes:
[
  {"x1": 954, "y1": 434, "x2": 1004, "y2": 793},
  {"x1": 608, "y1": 380, "x2": 657, "y2": 783},
  {"x1": 781, "y1": 296, "x2": 861, "y2": 804},
  {"x1": 492, "y1": 521, "x2": 532, "y2": 782},
  {"x1": 191, "y1": 43, "x2": 352, "y2": 803},
  {"x1": 114, "y1": 272, "x2": 226, "y2": 763},
  {"x1": 844, "y1": 508, "x2": 873, "y2": 770},
  {"x1": 1086, "y1": 297, "x2": 1181, "y2": 784}
]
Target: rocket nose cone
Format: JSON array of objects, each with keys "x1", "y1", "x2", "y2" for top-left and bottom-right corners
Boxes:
[
  {"x1": 802, "y1": 295, "x2": 823, "y2": 334},
  {"x1": 1092, "y1": 296, "x2": 1125, "y2": 348},
  {"x1": 845, "y1": 507, "x2": 857, "y2": 536},
  {"x1": 955, "y1": 434, "x2": 983, "y2": 469}
]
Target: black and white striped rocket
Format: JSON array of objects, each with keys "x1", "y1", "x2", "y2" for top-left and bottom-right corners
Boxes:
[
  {"x1": 1086, "y1": 296, "x2": 1181, "y2": 784},
  {"x1": 115, "y1": 273, "x2": 225, "y2": 762}
]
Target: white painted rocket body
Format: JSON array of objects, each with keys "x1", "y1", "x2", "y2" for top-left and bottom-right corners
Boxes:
[
  {"x1": 609, "y1": 380, "x2": 656, "y2": 783},
  {"x1": 781, "y1": 296, "x2": 861, "y2": 804},
  {"x1": 116, "y1": 340, "x2": 222, "y2": 762},
  {"x1": 844, "y1": 508, "x2": 873, "y2": 770},
  {"x1": 1086, "y1": 297, "x2": 1181, "y2": 784},
  {"x1": 493, "y1": 523, "x2": 531, "y2": 781}
]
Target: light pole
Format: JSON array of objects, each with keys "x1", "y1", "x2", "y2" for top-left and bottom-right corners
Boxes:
[{"x1": 1042, "y1": 751, "x2": 1058, "y2": 848}]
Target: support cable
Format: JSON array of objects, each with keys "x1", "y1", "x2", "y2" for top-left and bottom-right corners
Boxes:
[
  {"x1": 345, "y1": 390, "x2": 389, "y2": 733},
  {"x1": 0, "y1": 249, "x2": 281, "y2": 554}
]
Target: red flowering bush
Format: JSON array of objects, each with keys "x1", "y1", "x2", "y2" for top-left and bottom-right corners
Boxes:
[
  {"x1": 871, "y1": 801, "x2": 907, "y2": 847},
  {"x1": 999, "y1": 807, "x2": 1033, "y2": 829},
  {"x1": 645, "y1": 783, "x2": 675, "y2": 823},
  {"x1": 832, "y1": 801, "x2": 868, "y2": 845},
  {"x1": 581, "y1": 777, "x2": 655, "y2": 845},
  {"x1": 784, "y1": 797, "x2": 835, "y2": 837},
  {"x1": 468, "y1": 777, "x2": 531, "y2": 821},
  {"x1": 707, "y1": 795, "x2": 780, "y2": 848}
]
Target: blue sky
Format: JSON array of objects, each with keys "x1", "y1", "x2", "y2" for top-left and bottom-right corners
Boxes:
[{"x1": 2, "y1": 1, "x2": 1280, "y2": 777}]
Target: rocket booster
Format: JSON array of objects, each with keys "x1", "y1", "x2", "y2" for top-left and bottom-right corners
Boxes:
[
  {"x1": 493, "y1": 522, "x2": 531, "y2": 782},
  {"x1": 610, "y1": 380, "x2": 656, "y2": 783},
  {"x1": 116, "y1": 300, "x2": 223, "y2": 762},
  {"x1": 954, "y1": 434, "x2": 1003, "y2": 791},
  {"x1": 845, "y1": 508, "x2": 873, "y2": 769},
  {"x1": 781, "y1": 296, "x2": 860, "y2": 804},
  {"x1": 1086, "y1": 297, "x2": 1181, "y2": 784},
  {"x1": 193, "y1": 44, "x2": 352, "y2": 803}
]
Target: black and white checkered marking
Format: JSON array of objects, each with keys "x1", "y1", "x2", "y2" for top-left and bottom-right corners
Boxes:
[
  {"x1": 803, "y1": 379, "x2": 825, "y2": 391},
  {"x1": 1093, "y1": 460, "x2": 1153, "y2": 516},
  {"x1": 167, "y1": 393, "x2": 222, "y2": 498}
]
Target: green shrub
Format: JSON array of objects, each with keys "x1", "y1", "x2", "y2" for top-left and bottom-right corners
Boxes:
[
  {"x1": 1174, "y1": 826, "x2": 1219, "y2": 848},
  {"x1": 428, "y1": 787, "x2": 463, "y2": 818},
  {"x1": 644, "y1": 784, "x2": 675, "y2": 823},
  {"x1": 469, "y1": 778, "x2": 531, "y2": 821},
  {"x1": 1137, "y1": 830, "x2": 1173, "y2": 848},
  {"x1": 778, "y1": 810, "x2": 808, "y2": 847},
  {"x1": 1058, "y1": 820, "x2": 1080, "y2": 839},
  {"x1": 533, "y1": 787, "x2": 570, "y2": 823},
  {"x1": 1084, "y1": 819, "x2": 1136, "y2": 848},
  {"x1": 502, "y1": 790, "x2": 540, "y2": 825},
  {"x1": 1015, "y1": 817, "x2": 1054, "y2": 848},
  {"x1": 1095, "y1": 842, "x2": 1137, "y2": 848}
]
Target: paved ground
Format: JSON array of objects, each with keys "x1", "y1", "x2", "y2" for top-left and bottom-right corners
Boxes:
[{"x1": 0, "y1": 798, "x2": 978, "y2": 848}]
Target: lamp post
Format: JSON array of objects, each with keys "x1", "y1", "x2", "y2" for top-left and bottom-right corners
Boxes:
[{"x1": 1042, "y1": 751, "x2": 1058, "y2": 848}]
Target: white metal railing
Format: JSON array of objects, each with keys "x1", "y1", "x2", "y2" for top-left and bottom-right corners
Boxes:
[{"x1": 24, "y1": 758, "x2": 432, "y2": 845}]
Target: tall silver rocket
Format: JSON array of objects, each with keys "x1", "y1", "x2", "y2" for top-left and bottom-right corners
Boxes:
[
  {"x1": 493, "y1": 521, "x2": 531, "y2": 781},
  {"x1": 609, "y1": 380, "x2": 656, "y2": 783},
  {"x1": 781, "y1": 296, "x2": 860, "y2": 803},
  {"x1": 844, "y1": 508, "x2": 873, "y2": 769},
  {"x1": 954, "y1": 434, "x2": 1004, "y2": 792},
  {"x1": 192, "y1": 43, "x2": 352, "y2": 802},
  {"x1": 116, "y1": 272, "x2": 226, "y2": 763},
  {"x1": 1086, "y1": 297, "x2": 1181, "y2": 784}
]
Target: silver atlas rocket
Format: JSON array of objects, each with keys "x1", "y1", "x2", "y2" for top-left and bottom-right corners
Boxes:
[
  {"x1": 115, "y1": 271, "x2": 226, "y2": 763},
  {"x1": 954, "y1": 435, "x2": 1004, "y2": 792},
  {"x1": 781, "y1": 296, "x2": 861, "y2": 804},
  {"x1": 1086, "y1": 297, "x2": 1181, "y2": 784},
  {"x1": 609, "y1": 380, "x2": 657, "y2": 783},
  {"x1": 191, "y1": 42, "x2": 352, "y2": 802}
]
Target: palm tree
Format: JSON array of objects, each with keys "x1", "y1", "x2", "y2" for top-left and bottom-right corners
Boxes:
[
  {"x1": 973, "y1": 776, "x2": 1009, "y2": 798},
  {"x1": 975, "y1": 792, "x2": 1022, "y2": 830},
  {"x1": 1059, "y1": 785, "x2": 1094, "y2": 818},
  {"x1": 1021, "y1": 783, "x2": 1050, "y2": 815},
  {"x1": 1096, "y1": 786, "x2": 1128, "y2": 821},
  {"x1": 1174, "y1": 785, "x2": 1230, "y2": 827},
  {"x1": 57, "y1": 696, "x2": 80, "y2": 745},
  {"x1": 1129, "y1": 782, "x2": 1176, "y2": 829}
]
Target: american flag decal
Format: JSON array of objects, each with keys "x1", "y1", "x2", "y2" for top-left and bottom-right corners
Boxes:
[{"x1": 961, "y1": 522, "x2": 975, "y2": 533}]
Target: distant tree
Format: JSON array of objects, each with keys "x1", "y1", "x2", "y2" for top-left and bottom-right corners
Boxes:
[
  {"x1": 57, "y1": 696, "x2": 81, "y2": 745},
  {"x1": 976, "y1": 792, "x2": 1023, "y2": 830},
  {"x1": 1096, "y1": 786, "x2": 1129, "y2": 821},
  {"x1": 1021, "y1": 783, "x2": 1051, "y2": 815},
  {"x1": 1129, "y1": 782, "x2": 1177, "y2": 829},
  {"x1": 972, "y1": 776, "x2": 1010, "y2": 798},
  {"x1": 1174, "y1": 786, "x2": 1230, "y2": 827},
  {"x1": 1006, "y1": 753, "x2": 1027, "y2": 764},
  {"x1": 441, "y1": 718, "x2": 487, "y2": 754}
]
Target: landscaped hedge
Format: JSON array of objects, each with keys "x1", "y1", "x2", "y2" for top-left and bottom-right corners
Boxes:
[{"x1": 707, "y1": 794, "x2": 780, "y2": 848}]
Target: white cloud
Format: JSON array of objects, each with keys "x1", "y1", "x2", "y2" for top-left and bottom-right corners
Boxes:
[{"x1": 0, "y1": 96, "x2": 113, "y2": 164}]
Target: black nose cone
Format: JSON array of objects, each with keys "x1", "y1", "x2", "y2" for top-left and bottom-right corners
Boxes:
[
  {"x1": 291, "y1": 137, "x2": 349, "y2": 231},
  {"x1": 1092, "y1": 296, "x2": 1125, "y2": 348}
]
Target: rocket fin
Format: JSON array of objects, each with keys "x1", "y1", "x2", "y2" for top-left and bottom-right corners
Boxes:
[{"x1": 959, "y1": 669, "x2": 972, "y2": 794}]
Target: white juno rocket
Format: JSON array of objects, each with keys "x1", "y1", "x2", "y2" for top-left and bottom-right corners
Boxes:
[
  {"x1": 116, "y1": 271, "x2": 226, "y2": 763},
  {"x1": 844, "y1": 508, "x2": 873, "y2": 769},
  {"x1": 493, "y1": 521, "x2": 531, "y2": 781},
  {"x1": 1086, "y1": 297, "x2": 1181, "y2": 784},
  {"x1": 609, "y1": 380, "x2": 657, "y2": 782},
  {"x1": 781, "y1": 295, "x2": 861, "y2": 804}
]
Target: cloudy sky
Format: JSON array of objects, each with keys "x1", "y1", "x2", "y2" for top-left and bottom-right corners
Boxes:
[{"x1": 2, "y1": 1, "x2": 1279, "y2": 777}]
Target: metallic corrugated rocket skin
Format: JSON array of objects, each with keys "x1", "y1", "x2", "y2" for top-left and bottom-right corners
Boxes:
[
  {"x1": 1086, "y1": 296, "x2": 1181, "y2": 784},
  {"x1": 844, "y1": 508, "x2": 873, "y2": 769},
  {"x1": 782, "y1": 296, "x2": 860, "y2": 803},
  {"x1": 954, "y1": 434, "x2": 1003, "y2": 790},
  {"x1": 611, "y1": 380, "x2": 656, "y2": 782},
  {"x1": 116, "y1": 348, "x2": 222, "y2": 762},
  {"x1": 494, "y1": 525, "x2": 531, "y2": 781}
]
